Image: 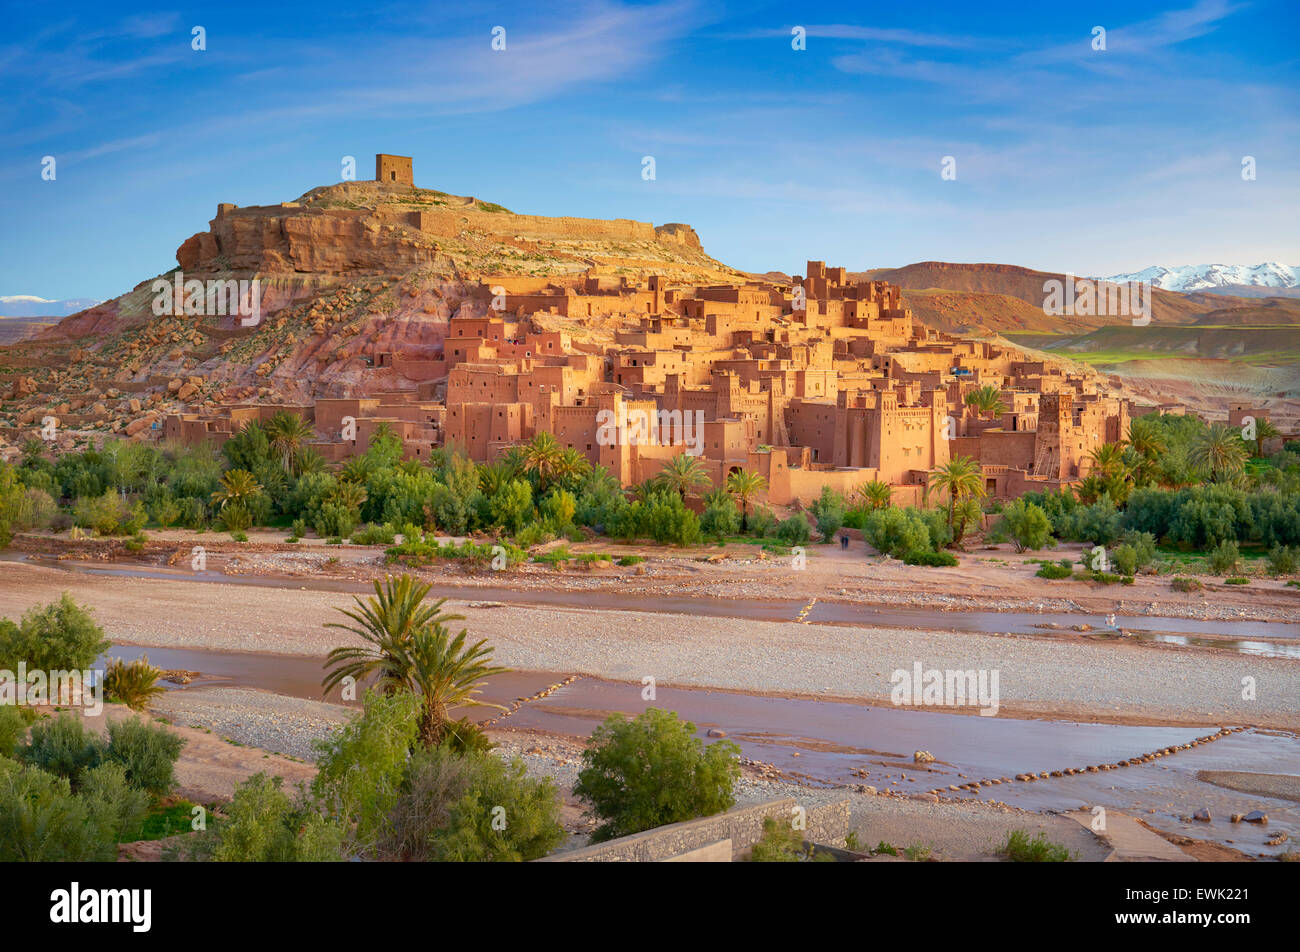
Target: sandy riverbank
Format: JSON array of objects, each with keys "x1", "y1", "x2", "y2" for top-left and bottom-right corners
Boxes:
[
  {"x1": 13, "y1": 528, "x2": 1300, "y2": 624},
  {"x1": 3, "y1": 560, "x2": 1298, "y2": 730}
]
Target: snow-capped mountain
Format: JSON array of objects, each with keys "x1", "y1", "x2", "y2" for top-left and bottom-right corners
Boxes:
[
  {"x1": 0, "y1": 295, "x2": 101, "y2": 317},
  {"x1": 1097, "y1": 263, "x2": 1300, "y2": 296}
]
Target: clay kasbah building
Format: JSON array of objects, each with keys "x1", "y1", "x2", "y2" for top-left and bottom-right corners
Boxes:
[{"x1": 166, "y1": 154, "x2": 1130, "y2": 508}]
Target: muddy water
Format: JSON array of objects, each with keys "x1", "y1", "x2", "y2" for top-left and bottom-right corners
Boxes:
[
  {"x1": 24, "y1": 555, "x2": 1300, "y2": 658},
  {"x1": 105, "y1": 642, "x2": 1299, "y2": 857}
]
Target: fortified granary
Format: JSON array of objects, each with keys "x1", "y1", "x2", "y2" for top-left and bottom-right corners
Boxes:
[{"x1": 168, "y1": 255, "x2": 1131, "y2": 508}]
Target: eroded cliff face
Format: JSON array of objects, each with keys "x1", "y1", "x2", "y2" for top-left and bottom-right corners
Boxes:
[
  {"x1": 177, "y1": 208, "x2": 441, "y2": 275},
  {"x1": 1, "y1": 181, "x2": 741, "y2": 441}
]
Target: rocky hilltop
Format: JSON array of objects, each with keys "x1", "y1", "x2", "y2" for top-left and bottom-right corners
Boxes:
[{"x1": 0, "y1": 181, "x2": 744, "y2": 444}]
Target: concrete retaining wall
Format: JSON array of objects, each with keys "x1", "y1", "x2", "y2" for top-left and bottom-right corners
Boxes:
[{"x1": 537, "y1": 797, "x2": 850, "y2": 863}]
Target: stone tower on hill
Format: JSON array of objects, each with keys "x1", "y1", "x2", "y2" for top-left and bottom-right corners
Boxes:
[{"x1": 375, "y1": 153, "x2": 413, "y2": 186}]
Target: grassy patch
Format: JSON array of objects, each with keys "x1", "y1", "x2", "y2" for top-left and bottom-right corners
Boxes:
[
  {"x1": 1036, "y1": 562, "x2": 1073, "y2": 580},
  {"x1": 120, "y1": 799, "x2": 202, "y2": 843},
  {"x1": 999, "y1": 829, "x2": 1075, "y2": 862}
]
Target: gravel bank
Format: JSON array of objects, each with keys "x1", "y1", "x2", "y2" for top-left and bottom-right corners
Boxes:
[
  {"x1": 153, "y1": 687, "x2": 351, "y2": 762},
  {"x1": 4, "y1": 562, "x2": 1297, "y2": 728}
]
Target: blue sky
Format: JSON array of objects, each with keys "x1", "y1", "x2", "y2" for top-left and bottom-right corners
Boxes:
[{"x1": 2, "y1": 0, "x2": 1297, "y2": 301}]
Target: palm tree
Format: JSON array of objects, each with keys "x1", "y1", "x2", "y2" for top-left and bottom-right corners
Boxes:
[
  {"x1": 210, "y1": 469, "x2": 263, "y2": 510},
  {"x1": 322, "y1": 575, "x2": 507, "y2": 747},
  {"x1": 725, "y1": 468, "x2": 767, "y2": 532},
  {"x1": 1191, "y1": 422, "x2": 1249, "y2": 483},
  {"x1": 265, "y1": 411, "x2": 315, "y2": 475},
  {"x1": 629, "y1": 478, "x2": 660, "y2": 503},
  {"x1": 583, "y1": 464, "x2": 622, "y2": 497},
  {"x1": 292, "y1": 447, "x2": 327, "y2": 477},
  {"x1": 928, "y1": 455, "x2": 983, "y2": 531},
  {"x1": 523, "y1": 432, "x2": 564, "y2": 492},
  {"x1": 658, "y1": 453, "x2": 711, "y2": 499},
  {"x1": 477, "y1": 460, "x2": 515, "y2": 498},
  {"x1": 339, "y1": 454, "x2": 375, "y2": 484},
  {"x1": 498, "y1": 445, "x2": 529, "y2": 479},
  {"x1": 1075, "y1": 474, "x2": 1107, "y2": 505},
  {"x1": 553, "y1": 447, "x2": 592, "y2": 490},
  {"x1": 368, "y1": 421, "x2": 396, "y2": 445},
  {"x1": 701, "y1": 487, "x2": 730, "y2": 509},
  {"x1": 964, "y1": 385, "x2": 1005, "y2": 419},
  {"x1": 856, "y1": 479, "x2": 892, "y2": 511},
  {"x1": 1087, "y1": 442, "x2": 1128, "y2": 479},
  {"x1": 1253, "y1": 418, "x2": 1281, "y2": 458},
  {"x1": 382, "y1": 620, "x2": 509, "y2": 748},
  {"x1": 951, "y1": 496, "x2": 983, "y2": 546},
  {"x1": 1127, "y1": 418, "x2": 1166, "y2": 461},
  {"x1": 328, "y1": 479, "x2": 367, "y2": 513}
]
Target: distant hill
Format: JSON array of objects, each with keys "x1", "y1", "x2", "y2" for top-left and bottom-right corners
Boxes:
[
  {"x1": 0, "y1": 315, "x2": 61, "y2": 344},
  {"x1": 854, "y1": 261, "x2": 1300, "y2": 332}
]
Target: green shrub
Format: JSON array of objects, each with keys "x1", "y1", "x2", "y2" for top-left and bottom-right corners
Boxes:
[
  {"x1": 776, "y1": 514, "x2": 812, "y2": 546},
  {"x1": 862, "y1": 506, "x2": 935, "y2": 559},
  {"x1": 387, "y1": 538, "x2": 525, "y2": 569},
  {"x1": 540, "y1": 489, "x2": 577, "y2": 529},
  {"x1": 216, "y1": 501, "x2": 253, "y2": 533},
  {"x1": 616, "y1": 555, "x2": 645, "y2": 566},
  {"x1": 439, "y1": 715, "x2": 495, "y2": 755},
  {"x1": 749, "y1": 816, "x2": 833, "y2": 862},
  {"x1": 1267, "y1": 544, "x2": 1299, "y2": 575},
  {"x1": 20, "y1": 714, "x2": 104, "y2": 785},
  {"x1": 809, "y1": 487, "x2": 845, "y2": 543},
  {"x1": 999, "y1": 829, "x2": 1074, "y2": 862},
  {"x1": 1112, "y1": 543, "x2": 1138, "y2": 577},
  {"x1": 700, "y1": 498, "x2": 741, "y2": 538},
  {"x1": 999, "y1": 499, "x2": 1053, "y2": 552},
  {"x1": 350, "y1": 522, "x2": 397, "y2": 546},
  {"x1": 150, "y1": 496, "x2": 182, "y2": 528},
  {"x1": 746, "y1": 505, "x2": 778, "y2": 538},
  {"x1": 314, "y1": 502, "x2": 358, "y2": 539},
  {"x1": 105, "y1": 717, "x2": 184, "y2": 796},
  {"x1": 903, "y1": 549, "x2": 958, "y2": 567},
  {"x1": 0, "y1": 594, "x2": 110, "y2": 673},
  {"x1": 1119, "y1": 530, "x2": 1158, "y2": 571},
  {"x1": 103, "y1": 656, "x2": 166, "y2": 711},
  {"x1": 532, "y1": 544, "x2": 573, "y2": 567},
  {"x1": 385, "y1": 745, "x2": 564, "y2": 862},
  {"x1": 312, "y1": 691, "x2": 420, "y2": 855},
  {"x1": 573, "y1": 708, "x2": 741, "y2": 842},
  {"x1": 0, "y1": 759, "x2": 146, "y2": 861},
  {"x1": 1207, "y1": 539, "x2": 1241, "y2": 575},
  {"x1": 1171, "y1": 576, "x2": 1204, "y2": 592},
  {"x1": 1092, "y1": 571, "x2": 1123, "y2": 585},
  {"x1": 72, "y1": 490, "x2": 145, "y2": 536},
  {"x1": 1036, "y1": 562, "x2": 1072, "y2": 580},
  {"x1": 1223, "y1": 576, "x2": 1249, "y2": 585},
  {"x1": 200, "y1": 773, "x2": 346, "y2": 862},
  {"x1": 0, "y1": 705, "x2": 33, "y2": 758}
]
